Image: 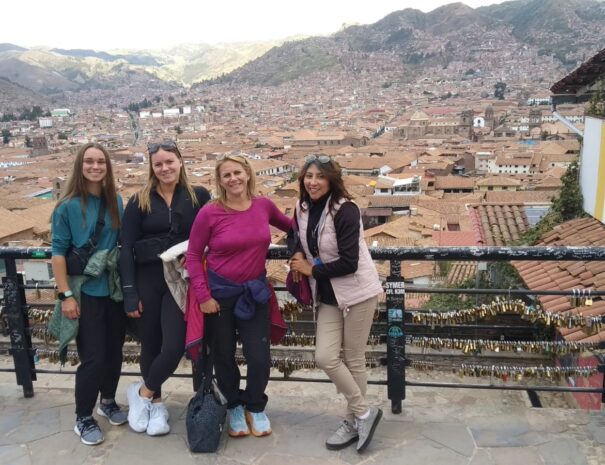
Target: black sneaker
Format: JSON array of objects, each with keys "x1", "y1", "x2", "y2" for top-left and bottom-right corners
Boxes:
[
  {"x1": 74, "y1": 416, "x2": 104, "y2": 445},
  {"x1": 356, "y1": 407, "x2": 382, "y2": 453},
  {"x1": 97, "y1": 400, "x2": 128, "y2": 426}
]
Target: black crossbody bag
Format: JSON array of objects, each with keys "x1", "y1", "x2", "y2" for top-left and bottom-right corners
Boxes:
[
  {"x1": 65, "y1": 199, "x2": 106, "y2": 276},
  {"x1": 133, "y1": 188, "x2": 185, "y2": 265}
]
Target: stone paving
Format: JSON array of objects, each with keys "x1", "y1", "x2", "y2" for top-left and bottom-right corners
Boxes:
[{"x1": 1, "y1": 361, "x2": 604, "y2": 465}]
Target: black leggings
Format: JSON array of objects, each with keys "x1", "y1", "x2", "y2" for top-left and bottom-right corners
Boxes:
[
  {"x1": 205, "y1": 295, "x2": 270, "y2": 412},
  {"x1": 136, "y1": 264, "x2": 185, "y2": 398},
  {"x1": 75, "y1": 292, "x2": 126, "y2": 418}
]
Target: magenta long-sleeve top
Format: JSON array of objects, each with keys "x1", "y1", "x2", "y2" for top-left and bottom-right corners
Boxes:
[{"x1": 187, "y1": 197, "x2": 292, "y2": 304}]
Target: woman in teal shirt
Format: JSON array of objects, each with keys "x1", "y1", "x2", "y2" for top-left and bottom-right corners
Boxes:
[{"x1": 51, "y1": 142, "x2": 126, "y2": 446}]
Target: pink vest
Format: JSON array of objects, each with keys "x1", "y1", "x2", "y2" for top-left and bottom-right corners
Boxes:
[{"x1": 296, "y1": 198, "x2": 383, "y2": 311}]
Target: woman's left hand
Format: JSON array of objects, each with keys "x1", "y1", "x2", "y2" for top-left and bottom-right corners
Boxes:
[{"x1": 290, "y1": 254, "x2": 313, "y2": 277}]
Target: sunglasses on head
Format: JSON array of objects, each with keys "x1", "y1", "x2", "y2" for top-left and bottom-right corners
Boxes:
[
  {"x1": 148, "y1": 140, "x2": 177, "y2": 155},
  {"x1": 217, "y1": 154, "x2": 248, "y2": 163},
  {"x1": 305, "y1": 154, "x2": 331, "y2": 164}
]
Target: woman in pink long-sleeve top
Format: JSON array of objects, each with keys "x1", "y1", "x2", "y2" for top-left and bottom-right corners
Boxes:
[{"x1": 187, "y1": 154, "x2": 291, "y2": 439}]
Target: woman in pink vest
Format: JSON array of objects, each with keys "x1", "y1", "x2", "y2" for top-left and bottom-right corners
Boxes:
[{"x1": 290, "y1": 154, "x2": 383, "y2": 453}]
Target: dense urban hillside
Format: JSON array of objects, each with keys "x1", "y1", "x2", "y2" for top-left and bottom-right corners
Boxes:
[
  {"x1": 0, "y1": 0, "x2": 603, "y2": 104},
  {"x1": 220, "y1": 0, "x2": 605, "y2": 86}
]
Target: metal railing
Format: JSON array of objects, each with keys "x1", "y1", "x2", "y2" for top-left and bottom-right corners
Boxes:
[{"x1": 2, "y1": 245, "x2": 605, "y2": 413}]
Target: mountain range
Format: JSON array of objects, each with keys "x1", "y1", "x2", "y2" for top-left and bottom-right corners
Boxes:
[
  {"x1": 0, "y1": 0, "x2": 604, "y2": 108},
  {"x1": 220, "y1": 0, "x2": 605, "y2": 86}
]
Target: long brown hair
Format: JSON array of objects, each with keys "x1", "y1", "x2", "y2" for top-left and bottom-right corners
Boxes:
[
  {"x1": 213, "y1": 155, "x2": 256, "y2": 209},
  {"x1": 136, "y1": 142, "x2": 199, "y2": 213},
  {"x1": 55, "y1": 142, "x2": 120, "y2": 228},
  {"x1": 298, "y1": 154, "x2": 352, "y2": 213}
]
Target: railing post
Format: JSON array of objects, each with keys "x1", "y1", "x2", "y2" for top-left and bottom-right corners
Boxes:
[
  {"x1": 597, "y1": 353, "x2": 605, "y2": 404},
  {"x1": 386, "y1": 260, "x2": 406, "y2": 414},
  {"x1": 2, "y1": 258, "x2": 36, "y2": 397}
]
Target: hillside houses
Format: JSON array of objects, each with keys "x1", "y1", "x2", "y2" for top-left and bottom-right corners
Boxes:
[{"x1": 1, "y1": 79, "x2": 585, "y2": 293}]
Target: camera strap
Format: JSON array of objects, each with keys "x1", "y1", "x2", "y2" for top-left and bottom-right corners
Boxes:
[{"x1": 86, "y1": 198, "x2": 106, "y2": 250}]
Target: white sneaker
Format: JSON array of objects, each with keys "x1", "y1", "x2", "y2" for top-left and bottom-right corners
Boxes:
[
  {"x1": 127, "y1": 381, "x2": 151, "y2": 433},
  {"x1": 147, "y1": 402, "x2": 170, "y2": 436}
]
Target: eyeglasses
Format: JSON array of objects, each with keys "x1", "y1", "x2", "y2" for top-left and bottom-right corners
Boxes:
[
  {"x1": 304, "y1": 154, "x2": 331, "y2": 164},
  {"x1": 148, "y1": 140, "x2": 177, "y2": 155}
]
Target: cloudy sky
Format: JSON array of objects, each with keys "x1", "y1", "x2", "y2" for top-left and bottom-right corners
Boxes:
[{"x1": 3, "y1": 0, "x2": 505, "y2": 51}]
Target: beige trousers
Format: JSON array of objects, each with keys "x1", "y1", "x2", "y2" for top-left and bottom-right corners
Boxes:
[{"x1": 315, "y1": 296, "x2": 378, "y2": 418}]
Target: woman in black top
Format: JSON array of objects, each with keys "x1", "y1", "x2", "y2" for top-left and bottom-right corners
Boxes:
[{"x1": 120, "y1": 140, "x2": 210, "y2": 436}]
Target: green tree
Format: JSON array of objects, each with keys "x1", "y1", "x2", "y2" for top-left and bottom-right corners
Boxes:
[
  {"x1": 587, "y1": 79, "x2": 605, "y2": 117},
  {"x1": 1, "y1": 129, "x2": 11, "y2": 144},
  {"x1": 494, "y1": 82, "x2": 507, "y2": 100},
  {"x1": 58, "y1": 132, "x2": 68, "y2": 140},
  {"x1": 24, "y1": 135, "x2": 32, "y2": 148},
  {"x1": 421, "y1": 278, "x2": 477, "y2": 311},
  {"x1": 174, "y1": 125, "x2": 183, "y2": 134},
  {"x1": 18, "y1": 105, "x2": 44, "y2": 121},
  {"x1": 522, "y1": 160, "x2": 584, "y2": 244},
  {"x1": 552, "y1": 160, "x2": 583, "y2": 221}
]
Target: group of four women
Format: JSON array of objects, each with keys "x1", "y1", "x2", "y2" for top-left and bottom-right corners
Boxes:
[{"x1": 51, "y1": 140, "x2": 383, "y2": 452}]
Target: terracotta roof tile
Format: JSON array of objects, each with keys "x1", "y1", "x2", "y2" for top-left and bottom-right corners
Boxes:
[
  {"x1": 576, "y1": 332, "x2": 605, "y2": 343},
  {"x1": 484, "y1": 191, "x2": 554, "y2": 203},
  {"x1": 512, "y1": 216, "x2": 605, "y2": 342},
  {"x1": 471, "y1": 204, "x2": 529, "y2": 246},
  {"x1": 431, "y1": 231, "x2": 480, "y2": 246},
  {"x1": 587, "y1": 262, "x2": 605, "y2": 274},
  {"x1": 367, "y1": 195, "x2": 417, "y2": 208},
  {"x1": 447, "y1": 262, "x2": 477, "y2": 285}
]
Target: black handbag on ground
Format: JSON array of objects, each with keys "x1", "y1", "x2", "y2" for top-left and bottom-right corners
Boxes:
[
  {"x1": 65, "y1": 199, "x2": 106, "y2": 276},
  {"x1": 186, "y1": 333, "x2": 227, "y2": 453},
  {"x1": 133, "y1": 188, "x2": 185, "y2": 265}
]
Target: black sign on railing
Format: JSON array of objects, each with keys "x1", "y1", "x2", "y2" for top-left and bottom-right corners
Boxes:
[
  {"x1": 2, "y1": 258, "x2": 36, "y2": 397},
  {"x1": 385, "y1": 276, "x2": 406, "y2": 413}
]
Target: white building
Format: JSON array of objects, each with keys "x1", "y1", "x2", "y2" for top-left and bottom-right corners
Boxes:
[
  {"x1": 39, "y1": 118, "x2": 53, "y2": 129},
  {"x1": 374, "y1": 175, "x2": 421, "y2": 196},
  {"x1": 526, "y1": 96, "x2": 551, "y2": 106},
  {"x1": 51, "y1": 109, "x2": 71, "y2": 117},
  {"x1": 163, "y1": 108, "x2": 180, "y2": 118},
  {"x1": 473, "y1": 116, "x2": 485, "y2": 128}
]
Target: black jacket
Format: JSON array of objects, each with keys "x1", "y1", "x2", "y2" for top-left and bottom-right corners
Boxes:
[{"x1": 120, "y1": 184, "x2": 211, "y2": 311}]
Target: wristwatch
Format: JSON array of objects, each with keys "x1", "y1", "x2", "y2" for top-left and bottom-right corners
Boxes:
[{"x1": 58, "y1": 290, "x2": 74, "y2": 301}]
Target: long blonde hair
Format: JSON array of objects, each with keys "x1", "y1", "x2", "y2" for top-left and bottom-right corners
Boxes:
[
  {"x1": 54, "y1": 142, "x2": 120, "y2": 229},
  {"x1": 136, "y1": 142, "x2": 199, "y2": 213},
  {"x1": 214, "y1": 155, "x2": 256, "y2": 208}
]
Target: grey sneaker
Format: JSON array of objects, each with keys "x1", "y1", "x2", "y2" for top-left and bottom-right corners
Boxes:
[
  {"x1": 356, "y1": 407, "x2": 383, "y2": 453},
  {"x1": 97, "y1": 400, "x2": 128, "y2": 426},
  {"x1": 74, "y1": 416, "x2": 104, "y2": 445},
  {"x1": 326, "y1": 420, "x2": 358, "y2": 450}
]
